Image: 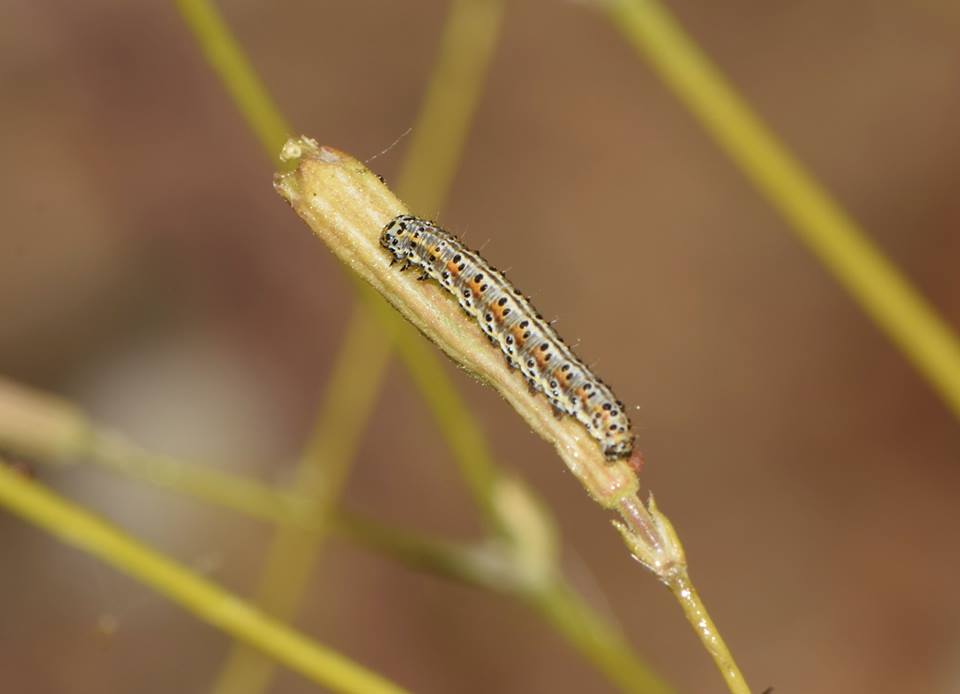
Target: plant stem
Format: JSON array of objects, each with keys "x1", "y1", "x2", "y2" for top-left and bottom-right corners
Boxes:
[
  {"x1": 531, "y1": 582, "x2": 672, "y2": 694},
  {"x1": 666, "y1": 570, "x2": 749, "y2": 694},
  {"x1": 174, "y1": 0, "x2": 291, "y2": 161},
  {"x1": 0, "y1": 374, "x2": 670, "y2": 692},
  {"x1": 211, "y1": 307, "x2": 391, "y2": 694},
  {"x1": 338, "y1": 513, "x2": 673, "y2": 694},
  {"x1": 613, "y1": 495, "x2": 751, "y2": 692},
  {"x1": 0, "y1": 376, "x2": 298, "y2": 523},
  {"x1": 361, "y1": 289, "x2": 505, "y2": 528},
  {"x1": 275, "y1": 140, "x2": 641, "y2": 525},
  {"x1": 606, "y1": 0, "x2": 960, "y2": 419},
  {"x1": 0, "y1": 465, "x2": 410, "y2": 694},
  {"x1": 173, "y1": 0, "x2": 511, "y2": 690},
  {"x1": 372, "y1": 0, "x2": 509, "y2": 530},
  {"x1": 394, "y1": 0, "x2": 506, "y2": 214}
]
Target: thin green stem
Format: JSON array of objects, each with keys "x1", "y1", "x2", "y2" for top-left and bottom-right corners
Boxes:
[
  {"x1": 175, "y1": 0, "x2": 508, "y2": 531},
  {"x1": 335, "y1": 512, "x2": 513, "y2": 589},
  {"x1": 361, "y1": 289, "x2": 503, "y2": 527},
  {"x1": 211, "y1": 307, "x2": 391, "y2": 694},
  {"x1": 666, "y1": 571, "x2": 748, "y2": 694},
  {"x1": 0, "y1": 376, "x2": 299, "y2": 524},
  {"x1": 394, "y1": 0, "x2": 506, "y2": 214},
  {"x1": 614, "y1": 495, "x2": 750, "y2": 693},
  {"x1": 339, "y1": 513, "x2": 671, "y2": 694},
  {"x1": 174, "y1": 1, "x2": 513, "y2": 690},
  {"x1": 174, "y1": 0, "x2": 291, "y2": 161},
  {"x1": 382, "y1": 0, "x2": 508, "y2": 528},
  {"x1": 0, "y1": 374, "x2": 670, "y2": 693},
  {"x1": 0, "y1": 465, "x2": 410, "y2": 694},
  {"x1": 15, "y1": 1, "x2": 703, "y2": 692},
  {"x1": 93, "y1": 432, "x2": 297, "y2": 524},
  {"x1": 531, "y1": 582, "x2": 672, "y2": 694},
  {"x1": 606, "y1": 0, "x2": 960, "y2": 419}
]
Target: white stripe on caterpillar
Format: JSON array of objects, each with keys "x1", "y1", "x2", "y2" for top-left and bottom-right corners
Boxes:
[{"x1": 381, "y1": 214, "x2": 635, "y2": 461}]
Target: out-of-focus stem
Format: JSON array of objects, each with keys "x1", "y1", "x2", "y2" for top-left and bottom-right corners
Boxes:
[
  {"x1": 0, "y1": 377, "x2": 298, "y2": 524},
  {"x1": 212, "y1": 0, "x2": 509, "y2": 687},
  {"x1": 606, "y1": 0, "x2": 960, "y2": 419},
  {"x1": 174, "y1": 0, "x2": 291, "y2": 162},
  {"x1": 0, "y1": 465, "x2": 410, "y2": 694},
  {"x1": 338, "y1": 512, "x2": 673, "y2": 694},
  {"x1": 211, "y1": 307, "x2": 390, "y2": 694},
  {"x1": 369, "y1": 0, "x2": 508, "y2": 529},
  {"x1": 0, "y1": 375, "x2": 670, "y2": 692},
  {"x1": 394, "y1": 0, "x2": 506, "y2": 214},
  {"x1": 360, "y1": 287, "x2": 504, "y2": 526},
  {"x1": 531, "y1": 582, "x2": 672, "y2": 694},
  {"x1": 174, "y1": 0, "x2": 511, "y2": 690}
]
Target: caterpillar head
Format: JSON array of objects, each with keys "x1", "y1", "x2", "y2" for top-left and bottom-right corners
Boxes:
[{"x1": 380, "y1": 214, "x2": 420, "y2": 262}]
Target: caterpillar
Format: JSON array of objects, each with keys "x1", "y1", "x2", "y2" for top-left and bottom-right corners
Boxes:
[{"x1": 380, "y1": 214, "x2": 635, "y2": 461}]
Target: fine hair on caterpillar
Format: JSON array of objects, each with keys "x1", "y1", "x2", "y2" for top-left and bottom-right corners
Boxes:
[{"x1": 381, "y1": 214, "x2": 636, "y2": 461}]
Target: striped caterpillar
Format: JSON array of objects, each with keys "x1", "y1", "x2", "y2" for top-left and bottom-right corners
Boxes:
[{"x1": 380, "y1": 214, "x2": 635, "y2": 461}]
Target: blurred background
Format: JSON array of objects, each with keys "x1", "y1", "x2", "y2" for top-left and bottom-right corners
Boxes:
[{"x1": 2, "y1": 1, "x2": 960, "y2": 692}]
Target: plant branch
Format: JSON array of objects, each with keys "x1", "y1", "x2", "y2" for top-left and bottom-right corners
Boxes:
[
  {"x1": 665, "y1": 571, "x2": 748, "y2": 694},
  {"x1": 336, "y1": 511, "x2": 672, "y2": 694},
  {"x1": 394, "y1": 0, "x2": 506, "y2": 214},
  {"x1": 0, "y1": 464, "x2": 410, "y2": 694},
  {"x1": 356, "y1": 0, "x2": 509, "y2": 531},
  {"x1": 275, "y1": 138, "x2": 734, "y2": 691},
  {"x1": 174, "y1": 0, "x2": 291, "y2": 162},
  {"x1": 605, "y1": 0, "x2": 960, "y2": 419},
  {"x1": 275, "y1": 139, "x2": 641, "y2": 512},
  {"x1": 211, "y1": 307, "x2": 391, "y2": 694},
  {"x1": 0, "y1": 378, "x2": 298, "y2": 524},
  {"x1": 531, "y1": 582, "x2": 672, "y2": 694},
  {"x1": 0, "y1": 378, "x2": 670, "y2": 693},
  {"x1": 178, "y1": 0, "x2": 511, "y2": 689}
]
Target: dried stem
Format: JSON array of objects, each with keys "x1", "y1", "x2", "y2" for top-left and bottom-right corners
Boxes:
[
  {"x1": 173, "y1": 2, "x2": 673, "y2": 691},
  {"x1": 275, "y1": 138, "x2": 640, "y2": 511},
  {"x1": 276, "y1": 137, "x2": 750, "y2": 692},
  {"x1": 175, "y1": 0, "x2": 512, "y2": 690}
]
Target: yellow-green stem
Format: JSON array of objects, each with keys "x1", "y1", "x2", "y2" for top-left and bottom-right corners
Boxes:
[
  {"x1": 178, "y1": 0, "x2": 512, "y2": 690},
  {"x1": 0, "y1": 465, "x2": 410, "y2": 694},
  {"x1": 667, "y1": 571, "x2": 749, "y2": 694},
  {"x1": 174, "y1": 0, "x2": 291, "y2": 161},
  {"x1": 339, "y1": 513, "x2": 672, "y2": 694},
  {"x1": 373, "y1": 0, "x2": 508, "y2": 527},
  {"x1": 531, "y1": 582, "x2": 672, "y2": 694},
  {"x1": 607, "y1": 0, "x2": 960, "y2": 419},
  {"x1": 0, "y1": 375, "x2": 670, "y2": 693},
  {"x1": 394, "y1": 0, "x2": 506, "y2": 214},
  {"x1": 614, "y1": 495, "x2": 750, "y2": 692},
  {"x1": 212, "y1": 307, "x2": 391, "y2": 694}
]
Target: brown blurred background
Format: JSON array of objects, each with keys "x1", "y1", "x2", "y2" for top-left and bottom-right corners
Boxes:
[{"x1": 2, "y1": 1, "x2": 960, "y2": 692}]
